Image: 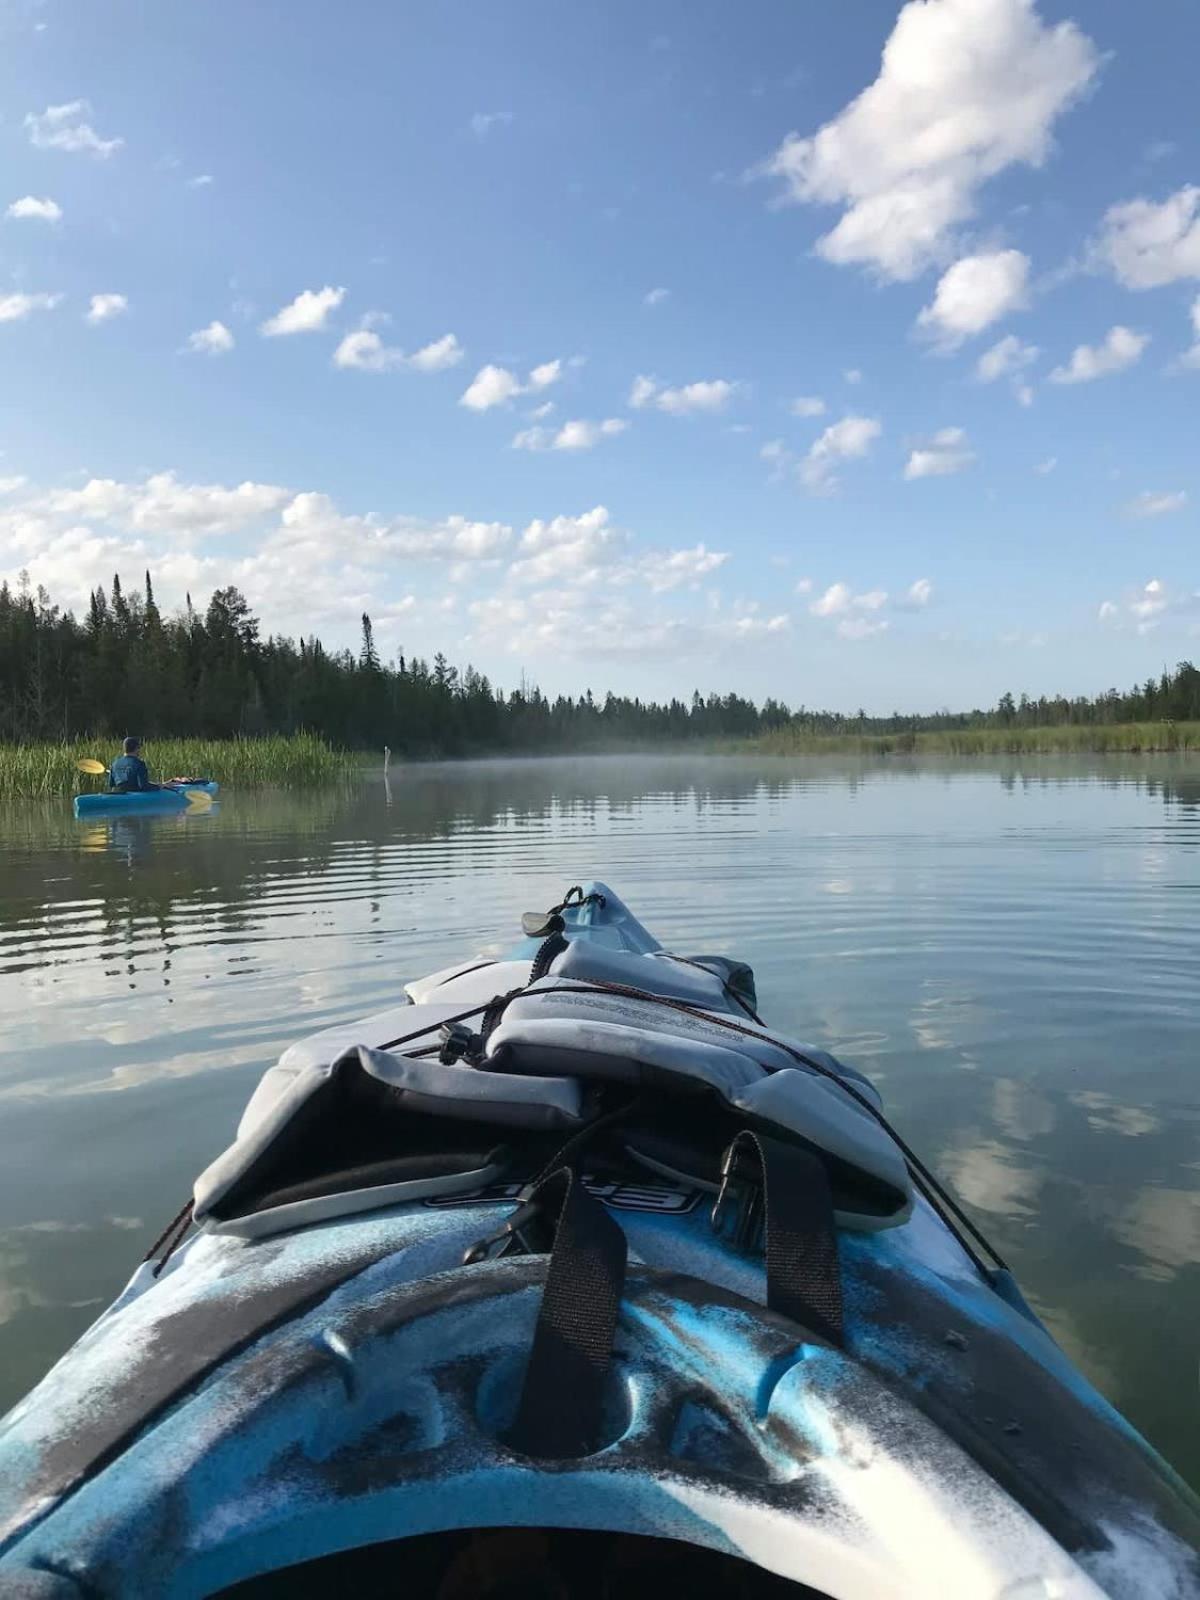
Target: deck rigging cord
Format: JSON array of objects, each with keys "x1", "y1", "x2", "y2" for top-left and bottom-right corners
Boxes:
[
  {"x1": 145, "y1": 940, "x2": 1007, "y2": 1283},
  {"x1": 375, "y1": 958, "x2": 1006, "y2": 1278}
]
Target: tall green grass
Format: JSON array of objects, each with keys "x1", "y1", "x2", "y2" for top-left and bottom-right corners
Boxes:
[
  {"x1": 0, "y1": 733, "x2": 356, "y2": 799},
  {"x1": 747, "y1": 721, "x2": 1200, "y2": 758}
]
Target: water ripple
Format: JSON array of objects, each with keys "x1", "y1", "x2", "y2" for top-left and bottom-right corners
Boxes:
[{"x1": 0, "y1": 755, "x2": 1198, "y2": 1482}]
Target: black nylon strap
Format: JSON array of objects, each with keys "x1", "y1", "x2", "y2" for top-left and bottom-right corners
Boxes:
[
  {"x1": 732, "y1": 1130, "x2": 844, "y2": 1347},
  {"x1": 508, "y1": 1166, "x2": 627, "y2": 1458}
]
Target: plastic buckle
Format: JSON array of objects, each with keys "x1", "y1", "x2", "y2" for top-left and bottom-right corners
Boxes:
[
  {"x1": 462, "y1": 1197, "x2": 546, "y2": 1265},
  {"x1": 439, "y1": 1021, "x2": 482, "y2": 1064},
  {"x1": 711, "y1": 1142, "x2": 765, "y2": 1254}
]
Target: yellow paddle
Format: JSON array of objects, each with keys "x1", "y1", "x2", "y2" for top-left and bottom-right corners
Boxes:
[{"x1": 75, "y1": 758, "x2": 214, "y2": 809}]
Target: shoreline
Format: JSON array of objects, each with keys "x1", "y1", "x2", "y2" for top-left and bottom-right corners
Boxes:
[
  {"x1": 733, "y1": 721, "x2": 1200, "y2": 759},
  {"x1": 4, "y1": 722, "x2": 1198, "y2": 799}
]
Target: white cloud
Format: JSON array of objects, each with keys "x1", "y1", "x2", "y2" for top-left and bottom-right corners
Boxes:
[
  {"x1": 468, "y1": 589, "x2": 783, "y2": 661},
  {"x1": 188, "y1": 174, "x2": 214, "y2": 188},
  {"x1": 808, "y1": 578, "x2": 921, "y2": 637},
  {"x1": 1130, "y1": 578, "x2": 1168, "y2": 624},
  {"x1": 333, "y1": 328, "x2": 405, "y2": 372},
  {"x1": 25, "y1": 100, "x2": 122, "y2": 158},
  {"x1": 0, "y1": 470, "x2": 535, "y2": 639},
  {"x1": 800, "y1": 415, "x2": 881, "y2": 492},
  {"x1": 6, "y1": 195, "x2": 61, "y2": 222},
  {"x1": 552, "y1": 418, "x2": 628, "y2": 451},
  {"x1": 643, "y1": 287, "x2": 670, "y2": 306},
  {"x1": 760, "y1": 439, "x2": 793, "y2": 482},
  {"x1": 789, "y1": 395, "x2": 826, "y2": 417},
  {"x1": 528, "y1": 401, "x2": 555, "y2": 421},
  {"x1": 513, "y1": 420, "x2": 622, "y2": 453},
  {"x1": 1034, "y1": 456, "x2": 1057, "y2": 475},
  {"x1": 1, "y1": 468, "x2": 770, "y2": 667},
  {"x1": 497, "y1": 507, "x2": 729, "y2": 597},
  {"x1": 260, "y1": 285, "x2": 345, "y2": 337},
  {"x1": 1090, "y1": 186, "x2": 1200, "y2": 289},
  {"x1": 795, "y1": 577, "x2": 813, "y2": 595},
  {"x1": 758, "y1": 0, "x2": 1098, "y2": 280},
  {"x1": 629, "y1": 374, "x2": 658, "y2": 409},
  {"x1": 626, "y1": 376, "x2": 737, "y2": 415},
  {"x1": 408, "y1": 333, "x2": 464, "y2": 372},
  {"x1": 1049, "y1": 325, "x2": 1149, "y2": 384},
  {"x1": 657, "y1": 379, "x2": 736, "y2": 415},
  {"x1": 470, "y1": 111, "x2": 513, "y2": 138},
  {"x1": 810, "y1": 582, "x2": 887, "y2": 618},
  {"x1": 0, "y1": 291, "x2": 62, "y2": 323},
  {"x1": 1097, "y1": 577, "x2": 1200, "y2": 634},
  {"x1": 48, "y1": 471, "x2": 290, "y2": 535},
  {"x1": 335, "y1": 327, "x2": 464, "y2": 374},
  {"x1": 1, "y1": 525, "x2": 204, "y2": 612},
  {"x1": 843, "y1": 368, "x2": 863, "y2": 385},
  {"x1": 1125, "y1": 490, "x2": 1187, "y2": 519},
  {"x1": 509, "y1": 506, "x2": 625, "y2": 584},
  {"x1": 528, "y1": 359, "x2": 561, "y2": 390},
  {"x1": 917, "y1": 250, "x2": 1030, "y2": 346},
  {"x1": 637, "y1": 543, "x2": 727, "y2": 591},
  {"x1": 461, "y1": 359, "x2": 562, "y2": 411},
  {"x1": 463, "y1": 365, "x2": 524, "y2": 411},
  {"x1": 976, "y1": 333, "x2": 1039, "y2": 383},
  {"x1": 187, "y1": 320, "x2": 235, "y2": 355},
  {"x1": 86, "y1": 293, "x2": 128, "y2": 324},
  {"x1": 1181, "y1": 295, "x2": 1200, "y2": 371},
  {"x1": 277, "y1": 491, "x2": 511, "y2": 563},
  {"x1": 903, "y1": 426, "x2": 976, "y2": 479},
  {"x1": 837, "y1": 615, "x2": 889, "y2": 641},
  {"x1": 803, "y1": 585, "x2": 889, "y2": 640}
]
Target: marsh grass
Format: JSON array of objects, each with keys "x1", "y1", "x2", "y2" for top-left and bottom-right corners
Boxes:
[
  {"x1": 747, "y1": 721, "x2": 1200, "y2": 757},
  {"x1": 0, "y1": 733, "x2": 355, "y2": 799}
]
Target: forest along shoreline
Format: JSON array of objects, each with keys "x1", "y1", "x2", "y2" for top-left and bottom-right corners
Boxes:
[{"x1": 2, "y1": 573, "x2": 1200, "y2": 796}]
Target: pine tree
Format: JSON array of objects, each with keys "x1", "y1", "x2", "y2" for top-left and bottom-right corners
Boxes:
[{"x1": 360, "y1": 613, "x2": 380, "y2": 671}]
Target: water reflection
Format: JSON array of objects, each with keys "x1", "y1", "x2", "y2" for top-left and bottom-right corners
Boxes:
[
  {"x1": 992, "y1": 1077, "x2": 1056, "y2": 1142},
  {"x1": 1113, "y1": 1188, "x2": 1200, "y2": 1283},
  {"x1": 941, "y1": 1139, "x2": 1045, "y2": 1218},
  {"x1": 0, "y1": 753, "x2": 1197, "y2": 1484},
  {"x1": 1069, "y1": 1091, "x2": 1160, "y2": 1138}
]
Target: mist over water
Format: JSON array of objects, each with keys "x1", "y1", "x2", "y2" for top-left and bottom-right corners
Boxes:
[{"x1": 1, "y1": 754, "x2": 1197, "y2": 1483}]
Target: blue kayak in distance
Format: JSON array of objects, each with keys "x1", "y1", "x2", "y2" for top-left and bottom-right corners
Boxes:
[{"x1": 72, "y1": 780, "x2": 220, "y2": 817}]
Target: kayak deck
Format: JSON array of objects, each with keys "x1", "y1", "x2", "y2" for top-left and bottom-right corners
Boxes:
[{"x1": 0, "y1": 880, "x2": 1196, "y2": 1600}]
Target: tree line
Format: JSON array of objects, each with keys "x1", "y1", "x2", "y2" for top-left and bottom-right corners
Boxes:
[{"x1": 2, "y1": 571, "x2": 1200, "y2": 753}]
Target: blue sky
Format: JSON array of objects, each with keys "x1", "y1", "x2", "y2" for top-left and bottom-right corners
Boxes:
[{"x1": 0, "y1": 0, "x2": 1197, "y2": 711}]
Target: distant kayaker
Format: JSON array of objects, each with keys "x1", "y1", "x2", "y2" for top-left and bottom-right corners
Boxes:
[{"x1": 109, "y1": 736, "x2": 161, "y2": 793}]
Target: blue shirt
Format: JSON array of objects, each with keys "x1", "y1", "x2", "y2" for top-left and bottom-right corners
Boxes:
[{"x1": 109, "y1": 754, "x2": 153, "y2": 791}]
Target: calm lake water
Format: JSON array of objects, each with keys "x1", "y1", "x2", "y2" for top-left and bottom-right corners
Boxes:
[{"x1": 1, "y1": 755, "x2": 1198, "y2": 1484}]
